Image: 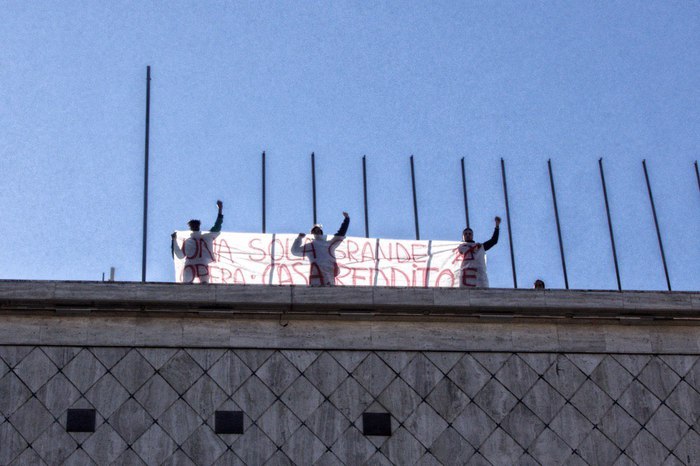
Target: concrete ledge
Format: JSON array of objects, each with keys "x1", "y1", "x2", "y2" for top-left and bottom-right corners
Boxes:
[
  {"x1": 1, "y1": 279, "x2": 699, "y2": 353},
  {"x1": 0, "y1": 281, "x2": 700, "y2": 319},
  {"x1": 215, "y1": 284, "x2": 292, "y2": 306},
  {"x1": 1, "y1": 314, "x2": 699, "y2": 354},
  {"x1": 2, "y1": 280, "x2": 699, "y2": 320},
  {"x1": 373, "y1": 287, "x2": 435, "y2": 307},
  {"x1": 622, "y1": 291, "x2": 694, "y2": 311},
  {"x1": 544, "y1": 290, "x2": 624, "y2": 310},
  {"x1": 291, "y1": 286, "x2": 373, "y2": 307}
]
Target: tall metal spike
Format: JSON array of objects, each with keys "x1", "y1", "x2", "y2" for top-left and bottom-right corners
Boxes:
[
  {"x1": 461, "y1": 157, "x2": 470, "y2": 228},
  {"x1": 598, "y1": 158, "x2": 622, "y2": 291},
  {"x1": 362, "y1": 156, "x2": 369, "y2": 238},
  {"x1": 501, "y1": 158, "x2": 517, "y2": 288},
  {"x1": 311, "y1": 152, "x2": 317, "y2": 225},
  {"x1": 141, "y1": 66, "x2": 151, "y2": 283},
  {"x1": 643, "y1": 160, "x2": 671, "y2": 291},
  {"x1": 262, "y1": 151, "x2": 266, "y2": 233},
  {"x1": 548, "y1": 159, "x2": 569, "y2": 289},
  {"x1": 410, "y1": 156, "x2": 420, "y2": 240}
]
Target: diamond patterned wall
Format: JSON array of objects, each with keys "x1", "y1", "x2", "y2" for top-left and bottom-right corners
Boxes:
[{"x1": 1, "y1": 346, "x2": 699, "y2": 465}]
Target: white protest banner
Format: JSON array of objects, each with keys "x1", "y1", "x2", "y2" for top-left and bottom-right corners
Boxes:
[{"x1": 172, "y1": 232, "x2": 490, "y2": 287}]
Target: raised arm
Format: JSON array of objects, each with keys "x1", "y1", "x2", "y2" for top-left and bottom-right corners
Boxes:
[
  {"x1": 171, "y1": 232, "x2": 185, "y2": 259},
  {"x1": 291, "y1": 233, "x2": 306, "y2": 256},
  {"x1": 483, "y1": 216, "x2": 501, "y2": 251},
  {"x1": 210, "y1": 200, "x2": 224, "y2": 232},
  {"x1": 334, "y1": 212, "x2": 350, "y2": 236}
]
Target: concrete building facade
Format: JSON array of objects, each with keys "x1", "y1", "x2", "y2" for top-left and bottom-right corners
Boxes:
[{"x1": 1, "y1": 281, "x2": 699, "y2": 465}]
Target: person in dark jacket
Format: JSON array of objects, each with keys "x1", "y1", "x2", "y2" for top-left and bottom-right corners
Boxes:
[
  {"x1": 458, "y1": 216, "x2": 500, "y2": 287},
  {"x1": 292, "y1": 212, "x2": 350, "y2": 286},
  {"x1": 461, "y1": 216, "x2": 500, "y2": 250}
]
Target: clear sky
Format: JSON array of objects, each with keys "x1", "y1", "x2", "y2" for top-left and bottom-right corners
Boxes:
[{"x1": 1, "y1": 1, "x2": 698, "y2": 290}]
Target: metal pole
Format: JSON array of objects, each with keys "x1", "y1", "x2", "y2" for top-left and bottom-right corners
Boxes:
[
  {"x1": 362, "y1": 155, "x2": 369, "y2": 238},
  {"x1": 643, "y1": 160, "x2": 672, "y2": 291},
  {"x1": 311, "y1": 152, "x2": 317, "y2": 225},
  {"x1": 695, "y1": 161, "x2": 699, "y2": 194},
  {"x1": 548, "y1": 159, "x2": 569, "y2": 289},
  {"x1": 461, "y1": 157, "x2": 470, "y2": 228},
  {"x1": 598, "y1": 158, "x2": 622, "y2": 291},
  {"x1": 410, "y1": 155, "x2": 420, "y2": 240},
  {"x1": 262, "y1": 151, "x2": 266, "y2": 233},
  {"x1": 141, "y1": 65, "x2": 151, "y2": 283},
  {"x1": 500, "y1": 158, "x2": 517, "y2": 288}
]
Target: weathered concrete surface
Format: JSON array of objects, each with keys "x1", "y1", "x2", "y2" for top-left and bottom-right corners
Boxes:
[
  {"x1": 1, "y1": 280, "x2": 699, "y2": 316},
  {"x1": 1, "y1": 280, "x2": 699, "y2": 353},
  {"x1": 1, "y1": 315, "x2": 699, "y2": 353}
]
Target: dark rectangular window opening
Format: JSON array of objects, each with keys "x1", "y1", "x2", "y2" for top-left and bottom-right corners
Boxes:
[
  {"x1": 66, "y1": 409, "x2": 96, "y2": 432},
  {"x1": 363, "y1": 412, "x2": 391, "y2": 436},
  {"x1": 215, "y1": 410, "x2": 244, "y2": 434}
]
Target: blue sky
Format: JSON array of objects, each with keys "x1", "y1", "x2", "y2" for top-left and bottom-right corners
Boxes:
[{"x1": 1, "y1": 1, "x2": 698, "y2": 290}]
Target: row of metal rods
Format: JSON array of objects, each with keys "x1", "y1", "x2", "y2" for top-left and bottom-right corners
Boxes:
[
  {"x1": 261, "y1": 152, "x2": 695, "y2": 291},
  {"x1": 141, "y1": 68, "x2": 694, "y2": 290}
]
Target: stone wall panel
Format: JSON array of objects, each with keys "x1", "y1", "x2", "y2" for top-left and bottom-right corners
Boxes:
[{"x1": 0, "y1": 345, "x2": 699, "y2": 464}]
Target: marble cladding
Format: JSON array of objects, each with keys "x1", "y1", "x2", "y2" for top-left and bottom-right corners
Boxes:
[{"x1": 0, "y1": 346, "x2": 699, "y2": 465}]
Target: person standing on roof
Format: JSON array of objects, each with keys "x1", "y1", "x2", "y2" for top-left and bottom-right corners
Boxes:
[
  {"x1": 458, "y1": 216, "x2": 500, "y2": 288},
  {"x1": 172, "y1": 200, "x2": 224, "y2": 283},
  {"x1": 291, "y1": 212, "x2": 350, "y2": 286}
]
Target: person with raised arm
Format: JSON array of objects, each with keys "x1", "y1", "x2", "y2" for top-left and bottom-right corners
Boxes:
[
  {"x1": 458, "y1": 216, "x2": 500, "y2": 288},
  {"x1": 292, "y1": 212, "x2": 350, "y2": 286},
  {"x1": 172, "y1": 200, "x2": 224, "y2": 283}
]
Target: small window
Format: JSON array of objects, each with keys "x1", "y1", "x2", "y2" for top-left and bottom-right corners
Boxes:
[
  {"x1": 215, "y1": 410, "x2": 244, "y2": 434},
  {"x1": 66, "y1": 409, "x2": 96, "y2": 432},
  {"x1": 362, "y1": 412, "x2": 391, "y2": 436}
]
